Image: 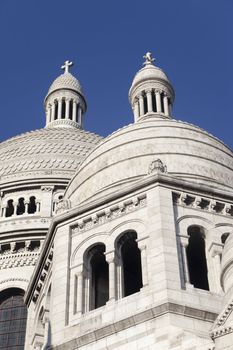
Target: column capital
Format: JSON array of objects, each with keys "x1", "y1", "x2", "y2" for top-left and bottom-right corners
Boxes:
[
  {"x1": 105, "y1": 250, "x2": 115, "y2": 263},
  {"x1": 208, "y1": 242, "x2": 223, "y2": 257}
]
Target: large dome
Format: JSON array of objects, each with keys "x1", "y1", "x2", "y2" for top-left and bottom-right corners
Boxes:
[
  {"x1": 0, "y1": 127, "x2": 102, "y2": 183},
  {"x1": 65, "y1": 118, "x2": 233, "y2": 206}
]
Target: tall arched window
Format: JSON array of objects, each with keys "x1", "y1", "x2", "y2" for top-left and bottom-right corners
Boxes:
[
  {"x1": 5, "y1": 200, "x2": 14, "y2": 217},
  {"x1": 16, "y1": 198, "x2": 25, "y2": 215},
  {"x1": 0, "y1": 288, "x2": 27, "y2": 349},
  {"x1": 28, "y1": 196, "x2": 36, "y2": 214},
  {"x1": 186, "y1": 226, "x2": 209, "y2": 291},
  {"x1": 85, "y1": 244, "x2": 109, "y2": 310},
  {"x1": 61, "y1": 99, "x2": 66, "y2": 119},
  {"x1": 116, "y1": 231, "x2": 142, "y2": 297}
]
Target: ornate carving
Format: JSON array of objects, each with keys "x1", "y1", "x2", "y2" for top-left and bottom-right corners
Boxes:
[
  {"x1": 173, "y1": 191, "x2": 233, "y2": 217},
  {"x1": 0, "y1": 277, "x2": 29, "y2": 284},
  {"x1": 41, "y1": 186, "x2": 53, "y2": 192},
  {"x1": 55, "y1": 199, "x2": 71, "y2": 214},
  {"x1": 72, "y1": 195, "x2": 146, "y2": 234},
  {"x1": 148, "y1": 159, "x2": 167, "y2": 175}
]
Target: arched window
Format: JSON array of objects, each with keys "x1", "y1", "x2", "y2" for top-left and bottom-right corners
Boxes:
[
  {"x1": 143, "y1": 93, "x2": 148, "y2": 114},
  {"x1": 0, "y1": 288, "x2": 27, "y2": 349},
  {"x1": 28, "y1": 196, "x2": 36, "y2": 214},
  {"x1": 16, "y1": 198, "x2": 25, "y2": 215},
  {"x1": 186, "y1": 226, "x2": 209, "y2": 291},
  {"x1": 160, "y1": 92, "x2": 165, "y2": 113},
  {"x1": 85, "y1": 244, "x2": 109, "y2": 310},
  {"x1": 61, "y1": 99, "x2": 66, "y2": 119},
  {"x1": 116, "y1": 231, "x2": 142, "y2": 297},
  {"x1": 152, "y1": 90, "x2": 157, "y2": 112},
  {"x1": 5, "y1": 200, "x2": 14, "y2": 217},
  {"x1": 54, "y1": 100, "x2": 58, "y2": 120},
  {"x1": 69, "y1": 100, "x2": 73, "y2": 120}
]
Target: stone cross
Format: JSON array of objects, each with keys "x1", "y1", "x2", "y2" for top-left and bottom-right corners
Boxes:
[
  {"x1": 143, "y1": 52, "x2": 155, "y2": 66},
  {"x1": 61, "y1": 60, "x2": 73, "y2": 73}
]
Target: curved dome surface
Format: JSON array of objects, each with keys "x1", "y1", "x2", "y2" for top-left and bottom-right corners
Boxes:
[
  {"x1": 131, "y1": 64, "x2": 170, "y2": 87},
  {"x1": 47, "y1": 72, "x2": 82, "y2": 95},
  {"x1": 65, "y1": 118, "x2": 233, "y2": 206},
  {"x1": 0, "y1": 127, "x2": 102, "y2": 181}
]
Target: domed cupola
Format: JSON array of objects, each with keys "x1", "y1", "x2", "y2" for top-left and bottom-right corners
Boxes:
[
  {"x1": 44, "y1": 60, "x2": 87, "y2": 129},
  {"x1": 129, "y1": 52, "x2": 175, "y2": 122}
]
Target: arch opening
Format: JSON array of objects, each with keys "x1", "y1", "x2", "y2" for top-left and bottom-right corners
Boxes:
[
  {"x1": 117, "y1": 231, "x2": 142, "y2": 297},
  {"x1": 186, "y1": 226, "x2": 209, "y2": 291},
  {"x1": 86, "y1": 244, "x2": 109, "y2": 310},
  {"x1": 0, "y1": 288, "x2": 27, "y2": 349},
  {"x1": 28, "y1": 196, "x2": 36, "y2": 214}
]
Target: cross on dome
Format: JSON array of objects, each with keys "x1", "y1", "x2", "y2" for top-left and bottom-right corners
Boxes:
[
  {"x1": 143, "y1": 52, "x2": 155, "y2": 66},
  {"x1": 61, "y1": 60, "x2": 73, "y2": 73}
]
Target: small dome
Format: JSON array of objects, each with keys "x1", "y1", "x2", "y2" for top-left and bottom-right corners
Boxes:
[
  {"x1": 131, "y1": 64, "x2": 170, "y2": 89},
  {"x1": 47, "y1": 72, "x2": 82, "y2": 96}
]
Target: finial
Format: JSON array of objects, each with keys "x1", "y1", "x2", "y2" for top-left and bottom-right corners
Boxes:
[
  {"x1": 143, "y1": 52, "x2": 155, "y2": 66},
  {"x1": 61, "y1": 60, "x2": 73, "y2": 74}
]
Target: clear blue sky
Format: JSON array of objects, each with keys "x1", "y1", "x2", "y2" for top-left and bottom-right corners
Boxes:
[{"x1": 0, "y1": 0, "x2": 232, "y2": 148}]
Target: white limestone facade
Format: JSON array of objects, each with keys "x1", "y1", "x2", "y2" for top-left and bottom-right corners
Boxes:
[
  {"x1": 22, "y1": 54, "x2": 233, "y2": 350},
  {"x1": 1, "y1": 54, "x2": 233, "y2": 350}
]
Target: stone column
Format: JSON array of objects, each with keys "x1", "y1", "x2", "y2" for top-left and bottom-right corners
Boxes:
[
  {"x1": 65, "y1": 99, "x2": 70, "y2": 119},
  {"x1": 78, "y1": 106, "x2": 82, "y2": 125},
  {"x1": 163, "y1": 95, "x2": 169, "y2": 116},
  {"x1": 180, "y1": 236, "x2": 190, "y2": 284},
  {"x1": 139, "y1": 94, "x2": 144, "y2": 116},
  {"x1": 24, "y1": 200, "x2": 29, "y2": 214},
  {"x1": 13, "y1": 201, "x2": 17, "y2": 216},
  {"x1": 51, "y1": 103, "x2": 55, "y2": 122},
  {"x1": 76, "y1": 270, "x2": 83, "y2": 315},
  {"x1": 146, "y1": 90, "x2": 153, "y2": 113},
  {"x1": 46, "y1": 106, "x2": 51, "y2": 125},
  {"x1": 1, "y1": 206, "x2": 6, "y2": 217},
  {"x1": 133, "y1": 98, "x2": 139, "y2": 122},
  {"x1": 58, "y1": 100, "x2": 62, "y2": 119},
  {"x1": 105, "y1": 251, "x2": 116, "y2": 301},
  {"x1": 209, "y1": 243, "x2": 223, "y2": 293},
  {"x1": 72, "y1": 101, "x2": 77, "y2": 122},
  {"x1": 138, "y1": 243, "x2": 148, "y2": 287},
  {"x1": 155, "y1": 91, "x2": 162, "y2": 113},
  {"x1": 36, "y1": 201, "x2": 40, "y2": 213}
]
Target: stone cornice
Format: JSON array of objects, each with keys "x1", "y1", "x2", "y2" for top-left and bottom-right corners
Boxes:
[
  {"x1": 25, "y1": 172, "x2": 233, "y2": 306},
  {"x1": 51, "y1": 302, "x2": 216, "y2": 350}
]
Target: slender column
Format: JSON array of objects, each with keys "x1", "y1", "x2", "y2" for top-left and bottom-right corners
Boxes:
[
  {"x1": 139, "y1": 94, "x2": 144, "y2": 116},
  {"x1": 209, "y1": 244, "x2": 223, "y2": 293},
  {"x1": 180, "y1": 236, "x2": 190, "y2": 284},
  {"x1": 146, "y1": 90, "x2": 153, "y2": 113},
  {"x1": 13, "y1": 201, "x2": 17, "y2": 216},
  {"x1": 155, "y1": 91, "x2": 162, "y2": 113},
  {"x1": 76, "y1": 271, "x2": 83, "y2": 314},
  {"x1": 72, "y1": 101, "x2": 77, "y2": 122},
  {"x1": 51, "y1": 104, "x2": 55, "y2": 122},
  {"x1": 133, "y1": 98, "x2": 139, "y2": 122},
  {"x1": 163, "y1": 95, "x2": 169, "y2": 116},
  {"x1": 24, "y1": 200, "x2": 29, "y2": 214},
  {"x1": 106, "y1": 252, "x2": 116, "y2": 301},
  {"x1": 78, "y1": 106, "x2": 82, "y2": 125},
  {"x1": 168, "y1": 101, "x2": 172, "y2": 116},
  {"x1": 138, "y1": 243, "x2": 148, "y2": 287},
  {"x1": 2, "y1": 206, "x2": 6, "y2": 217},
  {"x1": 58, "y1": 100, "x2": 62, "y2": 119},
  {"x1": 46, "y1": 107, "x2": 51, "y2": 125},
  {"x1": 65, "y1": 99, "x2": 70, "y2": 119},
  {"x1": 36, "y1": 201, "x2": 40, "y2": 213}
]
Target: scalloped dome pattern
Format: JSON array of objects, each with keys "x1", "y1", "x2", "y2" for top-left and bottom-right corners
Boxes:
[
  {"x1": 0, "y1": 128, "x2": 102, "y2": 177},
  {"x1": 47, "y1": 72, "x2": 82, "y2": 95}
]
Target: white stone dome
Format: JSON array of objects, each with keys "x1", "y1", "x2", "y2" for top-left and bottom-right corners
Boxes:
[
  {"x1": 47, "y1": 72, "x2": 82, "y2": 96},
  {"x1": 65, "y1": 118, "x2": 233, "y2": 206},
  {"x1": 0, "y1": 127, "x2": 102, "y2": 182},
  {"x1": 131, "y1": 64, "x2": 170, "y2": 88}
]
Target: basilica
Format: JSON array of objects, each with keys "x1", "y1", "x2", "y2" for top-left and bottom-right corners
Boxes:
[{"x1": 0, "y1": 53, "x2": 233, "y2": 350}]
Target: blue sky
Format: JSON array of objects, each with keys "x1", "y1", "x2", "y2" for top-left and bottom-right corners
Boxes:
[{"x1": 0, "y1": 0, "x2": 232, "y2": 148}]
